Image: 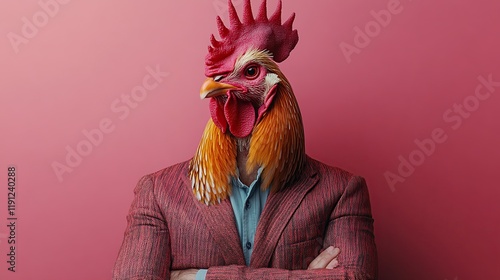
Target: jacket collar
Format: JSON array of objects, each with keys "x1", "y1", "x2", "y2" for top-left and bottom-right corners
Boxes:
[
  {"x1": 250, "y1": 157, "x2": 319, "y2": 267},
  {"x1": 181, "y1": 156, "x2": 319, "y2": 266}
]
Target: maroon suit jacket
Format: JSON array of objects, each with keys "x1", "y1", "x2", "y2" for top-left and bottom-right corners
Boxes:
[{"x1": 113, "y1": 156, "x2": 377, "y2": 279}]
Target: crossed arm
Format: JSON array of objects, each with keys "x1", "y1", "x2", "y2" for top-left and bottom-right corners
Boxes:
[
  {"x1": 172, "y1": 246, "x2": 342, "y2": 279},
  {"x1": 113, "y1": 175, "x2": 377, "y2": 280}
]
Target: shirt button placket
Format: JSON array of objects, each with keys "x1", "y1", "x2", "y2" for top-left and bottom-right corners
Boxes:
[{"x1": 243, "y1": 198, "x2": 249, "y2": 256}]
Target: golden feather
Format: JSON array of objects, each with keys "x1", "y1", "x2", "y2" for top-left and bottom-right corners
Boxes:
[
  {"x1": 189, "y1": 120, "x2": 237, "y2": 205},
  {"x1": 189, "y1": 54, "x2": 305, "y2": 205}
]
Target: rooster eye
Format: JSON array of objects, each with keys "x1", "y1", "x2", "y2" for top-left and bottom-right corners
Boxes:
[{"x1": 244, "y1": 65, "x2": 260, "y2": 79}]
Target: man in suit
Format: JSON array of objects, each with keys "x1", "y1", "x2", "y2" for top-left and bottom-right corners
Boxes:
[
  {"x1": 113, "y1": 1, "x2": 377, "y2": 279},
  {"x1": 113, "y1": 157, "x2": 377, "y2": 279}
]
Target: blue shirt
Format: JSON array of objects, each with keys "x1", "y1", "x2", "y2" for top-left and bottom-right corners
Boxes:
[{"x1": 196, "y1": 168, "x2": 269, "y2": 279}]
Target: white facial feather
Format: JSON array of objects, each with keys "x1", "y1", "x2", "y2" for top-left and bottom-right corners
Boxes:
[
  {"x1": 233, "y1": 48, "x2": 273, "y2": 73},
  {"x1": 264, "y1": 73, "x2": 281, "y2": 97}
]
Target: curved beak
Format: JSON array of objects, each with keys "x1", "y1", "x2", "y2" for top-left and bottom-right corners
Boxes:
[{"x1": 200, "y1": 78, "x2": 237, "y2": 99}]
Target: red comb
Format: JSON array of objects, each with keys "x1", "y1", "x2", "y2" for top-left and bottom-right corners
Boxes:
[{"x1": 205, "y1": 0, "x2": 299, "y2": 77}]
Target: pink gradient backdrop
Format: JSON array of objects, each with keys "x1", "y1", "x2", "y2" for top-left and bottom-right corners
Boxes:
[{"x1": 1, "y1": 0, "x2": 499, "y2": 279}]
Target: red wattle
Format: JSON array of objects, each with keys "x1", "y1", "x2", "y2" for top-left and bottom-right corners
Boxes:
[
  {"x1": 209, "y1": 98, "x2": 227, "y2": 133},
  {"x1": 224, "y1": 93, "x2": 255, "y2": 138}
]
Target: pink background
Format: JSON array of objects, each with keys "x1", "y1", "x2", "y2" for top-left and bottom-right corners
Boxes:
[{"x1": 1, "y1": 0, "x2": 499, "y2": 279}]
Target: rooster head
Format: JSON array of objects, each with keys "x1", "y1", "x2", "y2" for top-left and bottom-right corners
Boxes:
[
  {"x1": 200, "y1": 0, "x2": 298, "y2": 138},
  {"x1": 200, "y1": 49, "x2": 282, "y2": 138},
  {"x1": 189, "y1": 0, "x2": 305, "y2": 205}
]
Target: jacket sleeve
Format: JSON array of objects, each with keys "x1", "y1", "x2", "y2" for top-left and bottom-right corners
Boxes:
[
  {"x1": 113, "y1": 175, "x2": 171, "y2": 280},
  {"x1": 205, "y1": 176, "x2": 378, "y2": 280}
]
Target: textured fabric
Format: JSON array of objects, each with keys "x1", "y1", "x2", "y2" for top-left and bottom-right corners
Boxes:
[
  {"x1": 112, "y1": 156, "x2": 378, "y2": 280},
  {"x1": 197, "y1": 168, "x2": 269, "y2": 279},
  {"x1": 229, "y1": 167, "x2": 270, "y2": 265}
]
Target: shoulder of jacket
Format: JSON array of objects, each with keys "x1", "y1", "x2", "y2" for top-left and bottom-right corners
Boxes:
[
  {"x1": 135, "y1": 159, "x2": 191, "y2": 192},
  {"x1": 306, "y1": 155, "x2": 362, "y2": 185}
]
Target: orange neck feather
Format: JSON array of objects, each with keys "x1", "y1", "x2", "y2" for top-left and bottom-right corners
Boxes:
[
  {"x1": 189, "y1": 66, "x2": 305, "y2": 205},
  {"x1": 246, "y1": 73, "x2": 306, "y2": 193}
]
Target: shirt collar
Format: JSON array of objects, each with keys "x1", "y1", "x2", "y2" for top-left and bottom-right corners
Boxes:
[{"x1": 233, "y1": 167, "x2": 264, "y2": 189}]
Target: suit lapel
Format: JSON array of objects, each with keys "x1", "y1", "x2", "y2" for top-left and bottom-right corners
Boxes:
[
  {"x1": 250, "y1": 159, "x2": 319, "y2": 267},
  {"x1": 181, "y1": 172, "x2": 246, "y2": 265}
]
